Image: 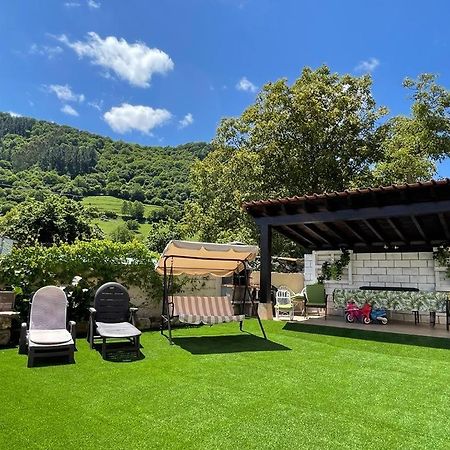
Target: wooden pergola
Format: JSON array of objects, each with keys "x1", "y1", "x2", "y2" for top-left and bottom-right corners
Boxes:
[{"x1": 243, "y1": 179, "x2": 450, "y2": 303}]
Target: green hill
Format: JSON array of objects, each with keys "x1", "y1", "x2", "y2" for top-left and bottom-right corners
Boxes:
[
  {"x1": 82, "y1": 195, "x2": 159, "y2": 216},
  {"x1": 82, "y1": 195, "x2": 160, "y2": 238},
  {"x1": 0, "y1": 112, "x2": 211, "y2": 214}
]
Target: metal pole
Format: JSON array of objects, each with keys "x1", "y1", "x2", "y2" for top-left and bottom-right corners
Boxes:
[
  {"x1": 161, "y1": 257, "x2": 167, "y2": 335},
  {"x1": 243, "y1": 259, "x2": 267, "y2": 340}
]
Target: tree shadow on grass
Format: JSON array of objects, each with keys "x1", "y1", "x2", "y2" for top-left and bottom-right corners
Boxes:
[
  {"x1": 283, "y1": 322, "x2": 450, "y2": 350},
  {"x1": 172, "y1": 334, "x2": 291, "y2": 355}
]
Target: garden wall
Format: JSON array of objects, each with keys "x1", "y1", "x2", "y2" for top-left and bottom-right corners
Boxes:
[{"x1": 251, "y1": 271, "x2": 304, "y2": 294}]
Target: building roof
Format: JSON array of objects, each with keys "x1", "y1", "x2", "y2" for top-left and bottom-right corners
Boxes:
[{"x1": 243, "y1": 179, "x2": 450, "y2": 252}]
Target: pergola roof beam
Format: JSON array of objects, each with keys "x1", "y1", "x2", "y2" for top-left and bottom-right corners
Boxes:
[
  {"x1": 386, "y1": 218, "x2": 407, "y2": 243},
  {"x1": 410, "y1": 215, "x2": 428, "y2": 243},
  {"x1": 298, "y1": 224, "x2": 333, "y2": 246},
  {"x1": 277, "y1": 225, "x2": 317, "y2": 248},
  {"x1": 253, "y1": 200, "x2": 450, "y2": 227},
  {"x1": 438, "y1": 213, "x2": 450, "y2": 241}
]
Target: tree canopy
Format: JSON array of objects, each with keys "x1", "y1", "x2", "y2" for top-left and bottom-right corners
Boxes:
[
  {"x1": 0, "y1": 195, "x2": 103, "y2": 246},
  {"x1": 184, "y1": 67, "x2": 450, "y2": 251}
]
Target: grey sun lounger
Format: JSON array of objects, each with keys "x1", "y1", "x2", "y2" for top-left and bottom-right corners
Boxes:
[
  {"x1": 19, "y1": 286, "x2": 76, "y2": 368},
  {"x1": 87, "y1": 282, "x2": 141, "y2": 359}
]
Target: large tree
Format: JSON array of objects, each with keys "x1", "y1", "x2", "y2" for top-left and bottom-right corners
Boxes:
[
  {"x1": 185, "y1": 68, "x2": 450, "y2": 251},
  {"x1": 0, "y1": 195, "x2": 103, "y2": 246},
  {"x1": 367, "y1": 74, "x2": 450, "y2": 185},
  {"x1": 185, "y1": 66, "x2": 387, "y2": 246}
]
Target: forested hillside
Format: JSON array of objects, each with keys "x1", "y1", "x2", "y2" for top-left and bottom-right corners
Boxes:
[{"x1": 0, "y1": 112, "x2": 211, "y2": 213}]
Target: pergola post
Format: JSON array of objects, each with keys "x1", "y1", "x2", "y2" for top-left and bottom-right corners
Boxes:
[{"x1": 259, "y1": 223, "x2": 272, "y2": 303}]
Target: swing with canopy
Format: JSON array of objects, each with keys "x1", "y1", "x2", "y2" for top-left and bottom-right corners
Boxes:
[{"x1": 156, "y1": 240, "x2": 267, "y2": 344}]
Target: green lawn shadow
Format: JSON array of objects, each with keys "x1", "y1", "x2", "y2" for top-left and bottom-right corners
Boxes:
[
  {"x1": 283, "y1": 322, "x2": 450, "y2": 350},
  {"x1": 92, "y1": 342, "x2": 145, "y2": 362},
  {"x1": 172, "y1": 334, "x2": 291, "y2": 354}
]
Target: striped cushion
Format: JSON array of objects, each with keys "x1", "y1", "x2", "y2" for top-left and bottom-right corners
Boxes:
[{"x1": 171, "y1": 296, "x2": 245, "y2": 325}]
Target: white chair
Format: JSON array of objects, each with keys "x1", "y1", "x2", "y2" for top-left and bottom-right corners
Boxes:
[
  {"x1": 19, "y1": 286, "x2": 76, "y2": 367},
  {"x1": 275, "y1": 287, "x2": 294, "y2": 320}
]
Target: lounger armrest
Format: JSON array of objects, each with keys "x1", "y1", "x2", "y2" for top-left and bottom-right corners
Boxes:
[
  {"x1": 130, "y1": 307, "x2": 138, "y2": 325},
  {"x1": 69, "y1": 320, "x2": 76, "y2": 343},
  {"x1": 19, "y1": 322, "x2": 27, "y2": 354}
]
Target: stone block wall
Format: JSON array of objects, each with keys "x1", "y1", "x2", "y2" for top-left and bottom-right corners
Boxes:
[{"x1": 304, "y1": 250, "x2": 450, "y2": 323}]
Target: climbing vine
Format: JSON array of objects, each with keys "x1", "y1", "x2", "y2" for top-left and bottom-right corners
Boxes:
[
  {"x1": 433, "y1": 245, "x2": 450, "y2": 277},
  {"x1": 318, "y1": 249, "x2": 351, "y2": 282}
]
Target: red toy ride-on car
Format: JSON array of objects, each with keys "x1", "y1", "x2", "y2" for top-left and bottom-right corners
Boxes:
[{"x1": 345, "y1": 301, "x2": 371, "y2": 324}]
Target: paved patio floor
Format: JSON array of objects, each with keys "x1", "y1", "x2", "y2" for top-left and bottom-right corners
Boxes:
[{"x1": 287, "y1": 315, "x2": 450, "y2": 339}]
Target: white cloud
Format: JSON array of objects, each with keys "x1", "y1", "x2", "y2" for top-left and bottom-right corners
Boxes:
[
  {"x1": 87, "y1": 0, "x2": 100, "y2": 8},
  {"x1": 30, "y1": 43, "x2": 63, "y2": 59},
  {"x1": 7, "y1": 111, "x2": 22, "y2": 117},
  {"x1": 236, "y1": 76, "x2": 257, "y2": 93},
  {"x1": 103, "y1": 103, "x2": 172, "y2": 134},
  {"x1": 88, "y1": 99, "x2": 104, "y2": 111},
  {"x1": 61, "y1": 104, "x2": 79, "y2": 116},
  {"x1": 355, "y1": 57, "x2": 380, "y2": 73},
  {"x1": 46, "y1": 84, "x2": 85, "y2": 103},
  {"x1": 58, "y1": 32, "x2": 174, "y2": 88},
  {"x1": 179, "y1": 113, "x2": 194, "y2": 129},
  {"x1": 64, "y1": 2, "x2": 81, "y2": 6}
]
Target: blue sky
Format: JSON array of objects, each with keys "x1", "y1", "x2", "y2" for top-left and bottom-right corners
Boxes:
[{"x1": 1, "y1": 0, "x2": 450, "y2": 175}]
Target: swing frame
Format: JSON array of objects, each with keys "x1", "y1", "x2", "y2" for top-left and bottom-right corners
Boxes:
[{"x1": 160, "y1": 254, "x2": 267, "y2": 345}]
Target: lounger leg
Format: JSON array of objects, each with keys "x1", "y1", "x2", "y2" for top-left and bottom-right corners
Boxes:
[
  {"x1": 19, "y1": 323, "x2": 27, "y2": 355},
  {"x1": 68, "y1": 347, "x2": 75, "y2": 364},
  {"x1": 239, "y1": 320, "x2": 243, "y2": 332},
  {"x1": 27, "y1": 349, "x2": 35, "y2": 368},
  {"x1": 135, "y1": 335, "x2": 140, "y2": 357},
  {"x1": 102, "y1": 338, "x2": 107, "y2": 359}
]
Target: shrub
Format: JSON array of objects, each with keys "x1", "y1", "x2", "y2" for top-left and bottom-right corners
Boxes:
[
  {"x1": 104, "y1": 210, "x2": 118, "y2": 219},
  {"x1": 0, "y1": 240, "x2": 162, "y2": 321},
  {"x1": 126, "y1": 219, "x2": 140, "y2": 231},
  {"x1": 0, "y1": 195, "x2": 103, "y2": 246},
  {"x1": 110, "y1": 224, "x2": 134, "y2": 243},
  {"x1": 146, "y1": 219, "x2": 181, "y2": 253}
]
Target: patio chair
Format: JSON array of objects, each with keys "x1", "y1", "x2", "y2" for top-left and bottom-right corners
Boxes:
[
  {"x1": 87, "y1": 282, "x2": 141, "y2": 359},
  {"x1": 19, "y1": 286, "x2": 76, "y2": 368},
  {"x1": 274, "y1": 287, "x2": 294, "y2": 320},
  {"x1": 303, "y1": 283, "x2": 327, "y2": 318}
]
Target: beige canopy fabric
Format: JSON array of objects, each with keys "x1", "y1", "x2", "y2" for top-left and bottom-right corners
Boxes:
[{"x1": 156, "y1": 240, "x2": 259, "y2": 276}]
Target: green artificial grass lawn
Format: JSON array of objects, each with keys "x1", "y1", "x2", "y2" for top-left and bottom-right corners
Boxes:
[{"x1": 1, "y1": 320, "x2": 449, "y2": 450}]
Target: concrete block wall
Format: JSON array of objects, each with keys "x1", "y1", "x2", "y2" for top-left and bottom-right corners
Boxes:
[
  {"x1": 305, "y1": 251, "x2": 443, "y2": 293},
  {"x1": 351, "y1": 251, "x2": 436, "y2": 291},
  {"x1": 304, "y1": 250, "x2": 450, "y2": 323}
]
